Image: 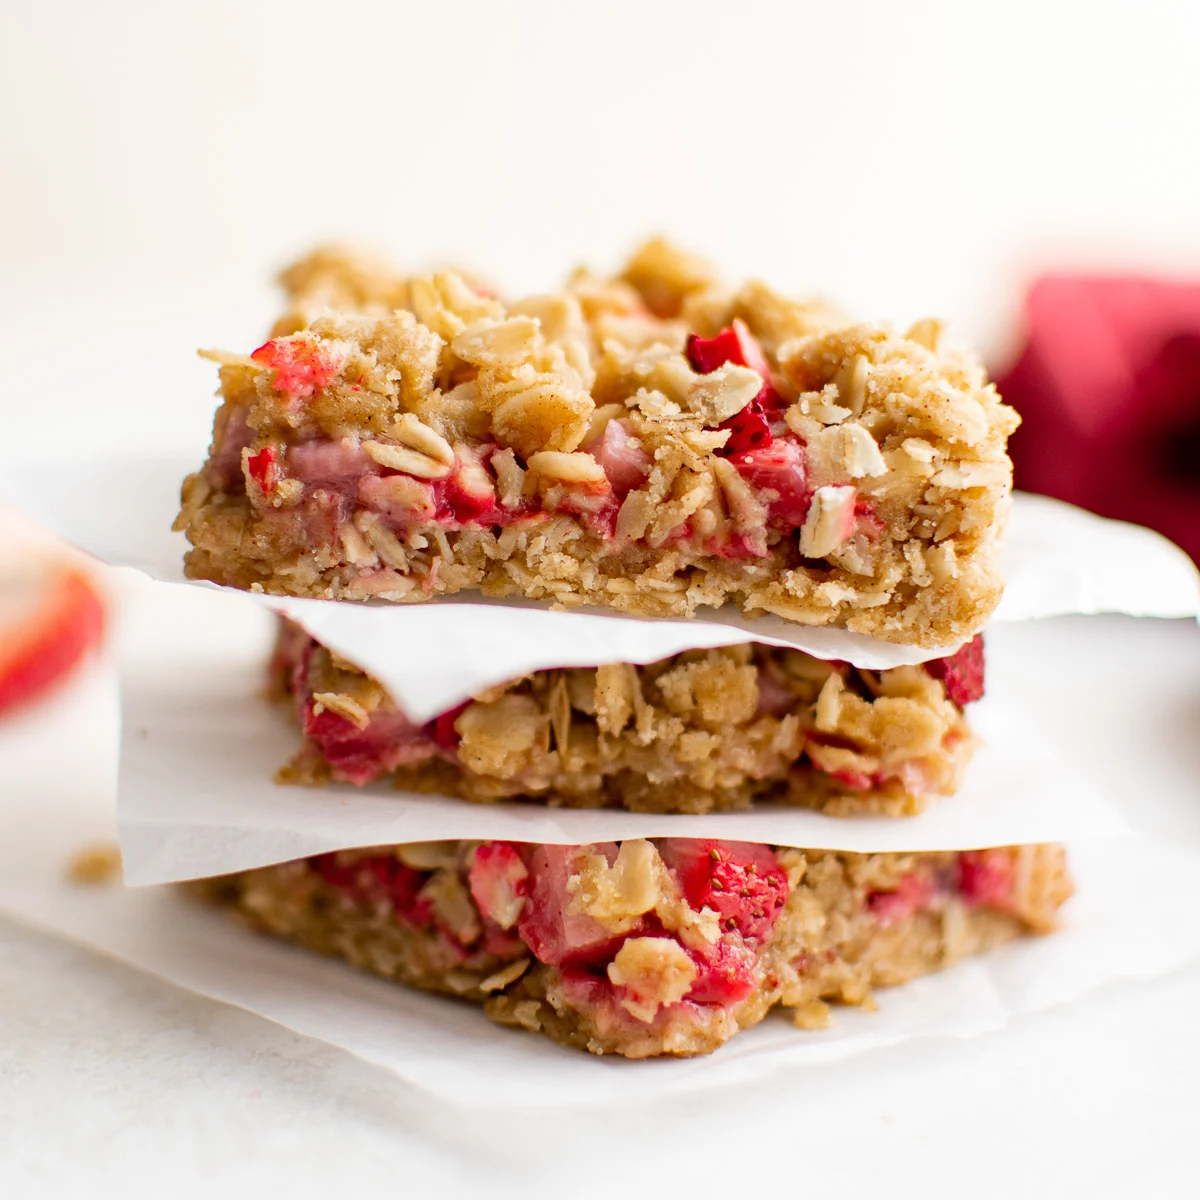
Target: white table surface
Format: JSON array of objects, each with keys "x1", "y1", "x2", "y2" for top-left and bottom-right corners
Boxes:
[{"x1": 1, "y1": 610, "x2": 1198, "y2": 1198}]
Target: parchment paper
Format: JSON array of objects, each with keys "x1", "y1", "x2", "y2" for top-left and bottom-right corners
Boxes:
[
  {"x1": 114, "y1": 579, "x2": 1125, "y2": 886},
  {"x1": 3, "y1": 455, "x2": 1196, "y2": 720}
]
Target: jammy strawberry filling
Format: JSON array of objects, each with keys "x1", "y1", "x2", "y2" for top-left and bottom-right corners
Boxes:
[
  {"x1": 311, "y1": 838, "x2": 1023, "y2": 1034},
  {"x1": 320, "y1": 839, "x2": 791, "y2": 1028},
  {"x1": 867, "y1": 847, "x2": 1020, "y2": 924},
  {"x1": 287, "y1": 639, "x2": 446, "y2": 786},
  {"x1": 312, "y1": 849, "x2": 524, "y2": 966},
  {"x1": 208, "y1": 322, "x2": 870, "y2": 567},
  {"x1": 956, "y1": 848, "x2": 1017, "y2": 908},
  {"x1": 301, "y1": 702, "x2": 439, "y2": 785}
]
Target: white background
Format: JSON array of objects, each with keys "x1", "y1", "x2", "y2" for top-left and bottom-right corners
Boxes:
[
  {"x1": 3, "y1": 0, "x2": 1200, "y2": 1195},
  {"x1": 4, "y1": 0, "x2": 1200, "y2": 457}
]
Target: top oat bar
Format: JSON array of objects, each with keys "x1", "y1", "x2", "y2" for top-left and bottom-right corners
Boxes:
[{"x1": 176, "y1": 239, "x2": 1018, "y2": 647}]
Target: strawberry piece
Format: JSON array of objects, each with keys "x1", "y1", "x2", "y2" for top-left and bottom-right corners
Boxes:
[
  {"x1": 586, "y1": 418, "x2": 652, "y2": 497},
  {"x1": 827, "y1": 767, "x2": 874, "y2": 791},
  {"x1": 368, "y1": 858, "x2": 428, "y2": 915},
  {"x1": 313, "y1": 853, "x2": 426, "y2": 915},
  {"x1": 685, "y1": 319, "x2": 773, "y2": 384},
  {"x1": 721, "y1": 407, "x2": 774, "y2": 456},
  {"x1": 540, "y1": 479, "x2": 620, "y2": 541},
  {"x1": 728, "y1": 439, "x2": 811, "y2": 526},
  {"x1": 206, "y1": 407, "x2": 256, "y2": 489},
  {"x1": 303, "y1": 488, "x2": 351, "y2": 547},
  {"x1": 287, "y1": 436, "x2": 372, "y2": 484},
  {"x1": 718, "y1": 401, "x2": 781, "y2": 456},
  {"x1": 442, "y1": 447, "x2": 500, "y2": 524},
  {"x1": 957, "y1": 849, "x2": 1015, "y2": 909},
  {"x1": 686, "y1": 320, "x2": 786, "y2": 458},
  {"x1": 656, "y1": 839, "x2": 788, "y2": 943},
  {"x1": 295, "y1": 638, "x2": 438, "y2": 785},
  {"x1": 755, "y1": 667, "x2": 798, "y2": 717},
  {"x1": 431, "y1": 700, "x2": 469, "y2": 750},
  {"x1": 998, "y1": 276, "x2": 1200, "y2": 564},
  {"x1": 517, "y1": 843, "x2": 626, "y2": 966},
  {"x1": 926, "y1": 635, "x2": 985, "y2": 707},
  {"x1": 867, "y1": 873, "x2": 934, "y2": 927},
  {"x1": 245, "y1": 445, "x2": 281, "y2": 495},
  {"x1": 0, "y1": 569, "x2": 105, "y2": 716},
  {"x1": 301, "y1": 701, "x2": 437, "y2": 785},
  {"x1": 683, "y1": 937, "x2": 758, "y2": 1006},
  {"x1": 251, "y1": 335, "x2": 347, "y2": 399},
  {"x1": 312, "y1": 852, "x2": 490, "y2": 965},
  {"x1": 468, "y1": 842, "x2": 530, "y2": 930}
]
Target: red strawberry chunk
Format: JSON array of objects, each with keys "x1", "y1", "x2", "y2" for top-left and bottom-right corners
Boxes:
[
  {"x1": 432, "y1": 700, "x2": 469, "y2": 750},
  {"x1": 302, "y1": 488, "x2": 351, "y2": 548},
  {"x1": 245, "y1": 445, "x2": 282, "y2": 495},
  {"x1": 468, "y1": 842, "x2": 530, "y2": 930},
  {"x1": 683, "y1": 937, "x2": 758, "y2": 1006},
  {"x1": 685, "y1": 319, "x2": 773, "y2": 384},
  {"x1": 721, "y1": 406, "x2": 774, "y2": 456},
  {"x1": 728, "y1": 439, "x2": 811, "y2": 526},
  {"x1": 686, "y1": 320, "x2": 785, "y2": 459},
  {"x1": 313, "y1": 853, "x2": 427, "y2": 916},
  {"x1": 0, "y1": 569, "x2": 106, "y2": 716},
  {"x1": 295, "y1": 637, "x2": 438, "y2": 786},
  {"x1": 206, "y1": 407, "x2": 255, "y2": 490},
  {"x1": 517, "y1": 843, "x2": 627, "y2": 966},
  {"x1": 313, "y1": 853, "x2": 485, "y2": 964},
  {"x1": 302, "y1": 702, "x2": 437, "y2": 785},
  {"x1": 287, "y1": 436, "x2": 373, "y2": 484},
  {"x1": 656, "y1": 839, "x2": 789, "y2": 943},
  {"x1": 586, "y1": 418, "x2": 652, "y2": 497},
  {"x1": 867, "y1": 873, "x2": 934, "y2": 927},
  {"x1": 957, "y1": 849, "x2": 1015, "y2": 909},
  {"x1": 441, "y1": 446, "x2": 501, "y2": 524},
  {"x1": 828, "y1": 767, "x2": 874, "y2": 790},
  {"x1": 926, "y1": 635, "x2": 985, "y2": 707},
  {"x1": 251, "y1": 336, "x2": 347, "y2": 399}
]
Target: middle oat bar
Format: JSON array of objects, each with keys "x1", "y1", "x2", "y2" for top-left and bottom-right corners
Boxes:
[{"x1": 272, "y1": 620, "x2": 984, "y2": 816}]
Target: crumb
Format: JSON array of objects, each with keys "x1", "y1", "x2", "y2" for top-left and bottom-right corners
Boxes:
[{"x1": 66, "y1": 842, "x2": 122, "y2": 886}]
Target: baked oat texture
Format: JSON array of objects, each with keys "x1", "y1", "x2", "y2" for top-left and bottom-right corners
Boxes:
[
  {"x1": 177, "y1": 239, "x2": 1019, "y2": 648},
  {"x1": 277, "y1": 622, "x2": 977, "y2": 817},
  {"x1": 187, "y1": 838, "x2": 1071, "y2": 1058}
]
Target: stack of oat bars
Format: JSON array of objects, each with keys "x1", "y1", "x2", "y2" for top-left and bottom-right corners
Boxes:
[{"x1": 174, "y1": 239, "x2": 1072, "y2": 1058}]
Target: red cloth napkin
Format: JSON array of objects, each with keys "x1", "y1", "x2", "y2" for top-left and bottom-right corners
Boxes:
[{"x1": 996, "y1": 276, "x2": 1200, "y2": 562}]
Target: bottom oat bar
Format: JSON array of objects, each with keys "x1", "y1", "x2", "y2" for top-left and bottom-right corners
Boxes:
[
  {"x1": 186, "y1": 838, "x2": 1071, "y2": 1058},
  {"x1": 274, "y1": 621, "x2": 983, "y2": 816}
]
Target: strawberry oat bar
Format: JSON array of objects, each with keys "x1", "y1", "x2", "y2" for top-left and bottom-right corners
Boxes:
[
  {"x1": 186, "y1": 837, "x2": 1071, "y2": 1058},
  {"x1": 274, "y1": 621, "x2": 985, "y2": 816},
  {"x1": 177, "y1": 240, "x2": 1019, "y2": 648}
]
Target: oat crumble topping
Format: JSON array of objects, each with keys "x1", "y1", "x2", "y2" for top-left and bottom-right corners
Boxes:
[{"x1": 178, "y1": 239, "x2": 1018, "y2": 648}]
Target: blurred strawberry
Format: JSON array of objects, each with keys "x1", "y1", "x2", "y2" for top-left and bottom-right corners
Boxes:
[
  {"x1": 996, "y1": 275, "x2": 1200, "y2": 562},
  {"x1": 925, "y1": 634, "x2": 985, "y2": 708},
  {"x1": 0, "y1": 568, "x2": 106, "y2": 715}
]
